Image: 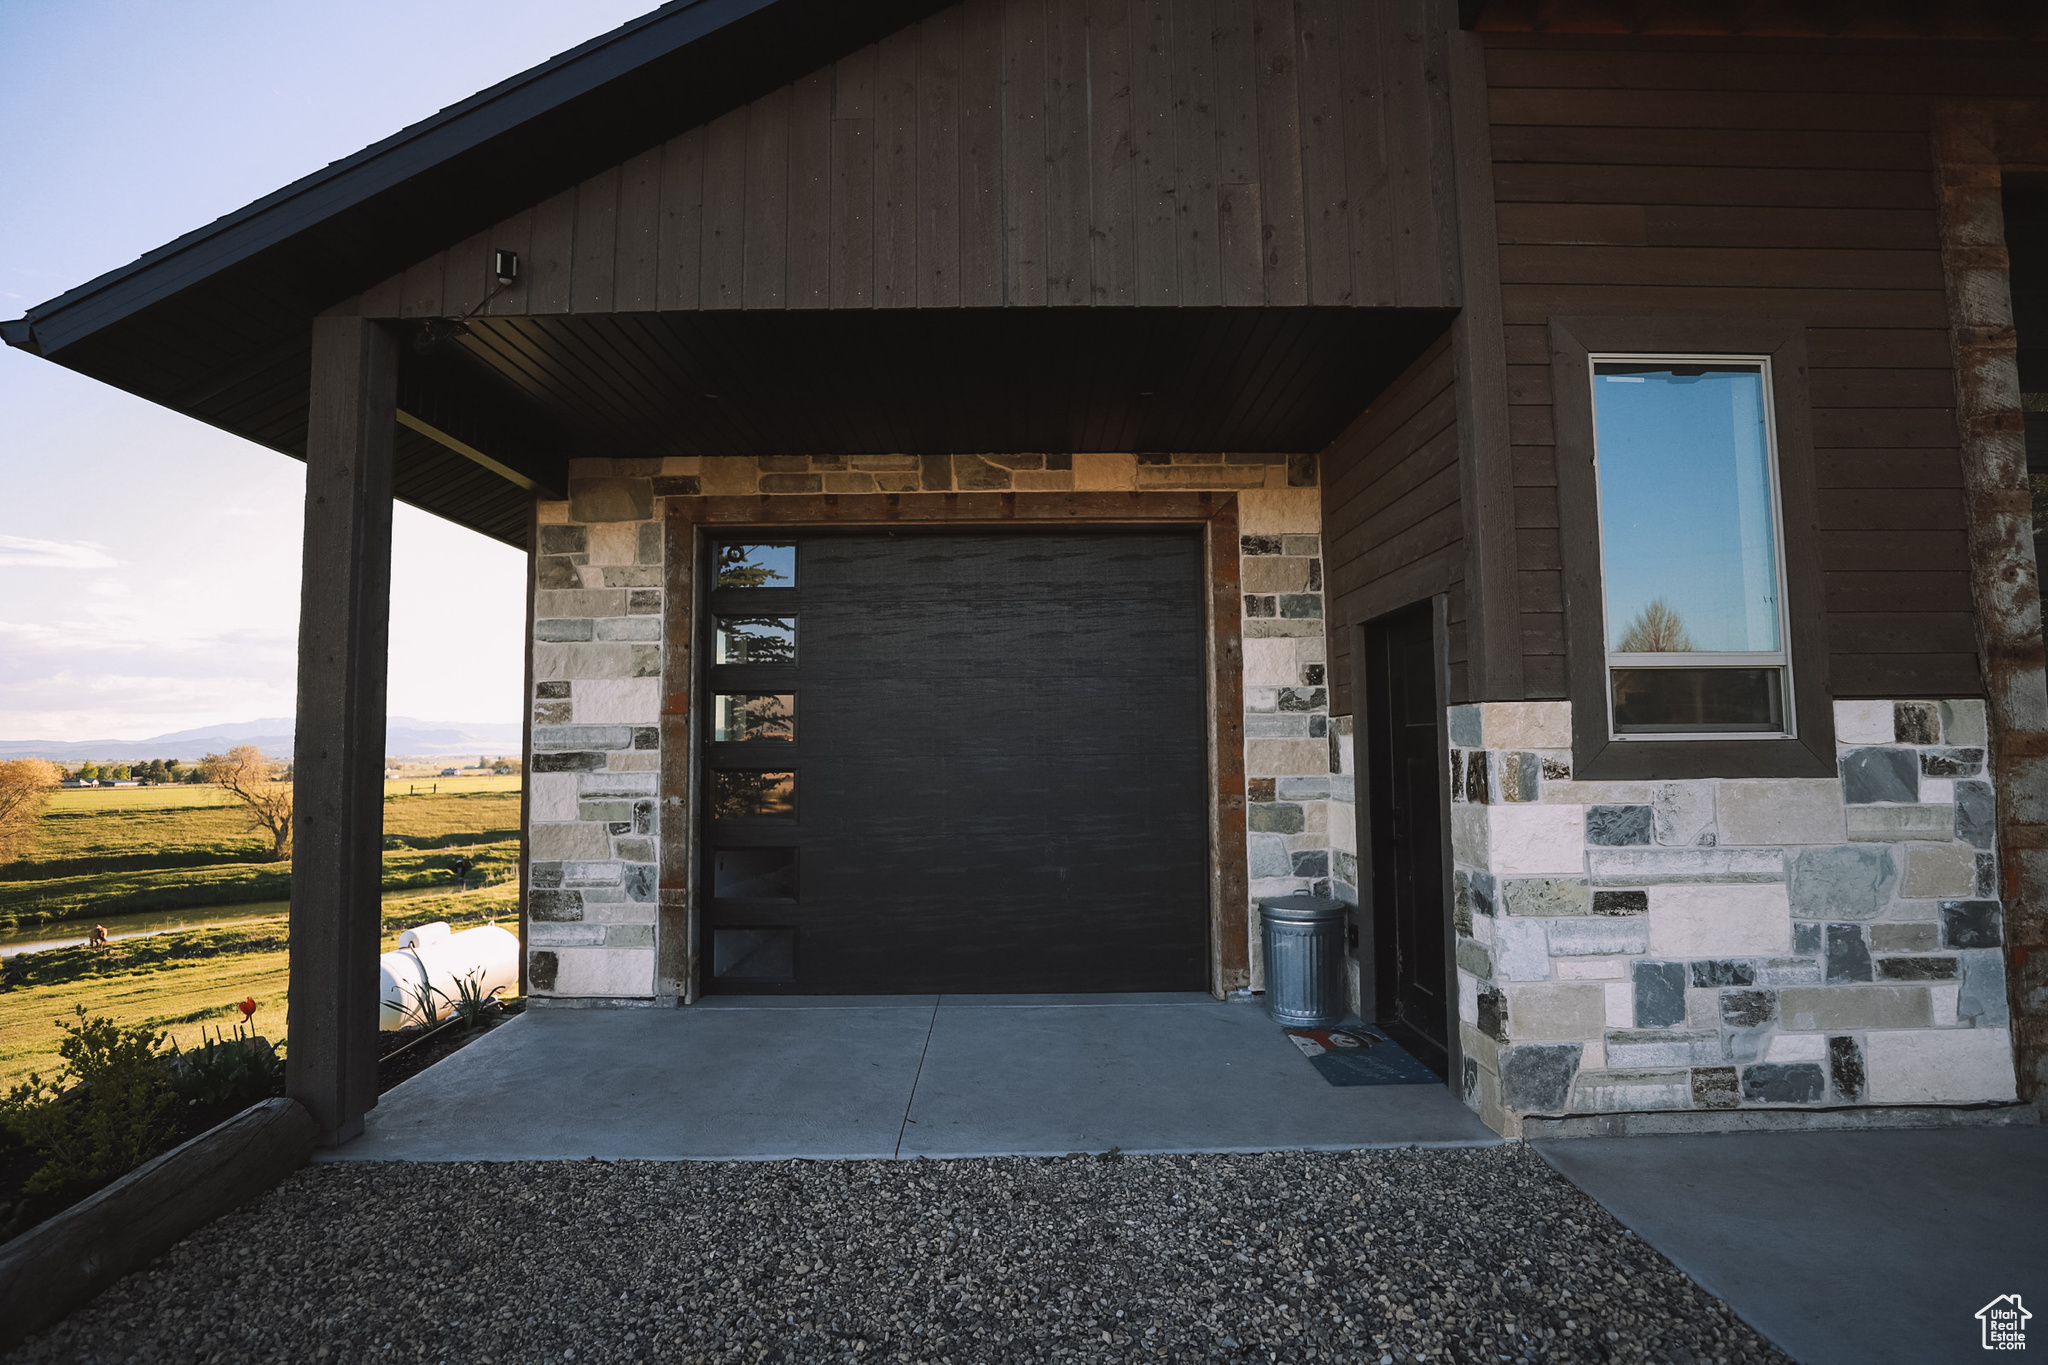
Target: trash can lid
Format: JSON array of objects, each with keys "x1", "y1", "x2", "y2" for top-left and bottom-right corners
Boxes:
[{"x1": 1258, "y1": 894, "x2": 1348, "y2": 922}]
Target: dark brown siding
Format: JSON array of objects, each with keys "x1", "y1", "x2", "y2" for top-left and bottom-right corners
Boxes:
[
  {"x1": 1484, "y1": 38, "x2": 2048, "y2": 700},
  {"x1": 345, "y1": 0, "x2": 1461, "y2": 319},
  {"x1": 1323, "y1": 329, "x2": 1466, "y2": 715}
]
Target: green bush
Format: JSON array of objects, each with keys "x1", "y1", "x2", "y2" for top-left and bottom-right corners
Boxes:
[{"x1": 0, "y1": 1007, "x2": 178, "y2": 1237}]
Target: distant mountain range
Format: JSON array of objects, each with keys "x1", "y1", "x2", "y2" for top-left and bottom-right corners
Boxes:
[{"x1": 0, "y1": 717, "x2": 524, "y2": 762}]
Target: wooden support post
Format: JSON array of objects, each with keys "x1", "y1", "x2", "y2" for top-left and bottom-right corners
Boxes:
[
  {"x1": 289, "y1": 317, "x2": 398, "y2": 1146},
  {"x1": 1444, "y1": 21, "x2": 1523, "y2": 704}
]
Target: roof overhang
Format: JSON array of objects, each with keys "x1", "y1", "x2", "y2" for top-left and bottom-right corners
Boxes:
[
  {"x1": 3, "y1": 0, "x2": 954, "y2": 545},
  {"x1": 7, "y1": 0, "x2": 952, "y2": 361}
]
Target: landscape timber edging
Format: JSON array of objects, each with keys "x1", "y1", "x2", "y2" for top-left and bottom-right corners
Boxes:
[{"x1": 0, "y1": 1095, "x2": 317, "y2": 1351}]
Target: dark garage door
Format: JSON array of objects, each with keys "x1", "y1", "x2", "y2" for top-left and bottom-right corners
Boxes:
[{"x1": 704, "y1": 531, "x2": 1209, "y2": 994}]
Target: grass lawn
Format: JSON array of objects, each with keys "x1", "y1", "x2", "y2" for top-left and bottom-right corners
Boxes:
[
  {"x1": 0, "y1": 885, "x2": 519, "y2": 1091},
  {"x1": 0, "y1": 779, "x2": 527, "y2": 1089},
  {"x1": 1, "y1": 783, "x2": 522, "y2": 928}
]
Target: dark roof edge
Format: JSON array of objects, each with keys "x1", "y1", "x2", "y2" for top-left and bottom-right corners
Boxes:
[{"x1": 15, "y1": 0, "x2": 767, "y2": 356}]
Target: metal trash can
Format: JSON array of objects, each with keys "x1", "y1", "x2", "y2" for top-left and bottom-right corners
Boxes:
[{"x1": 1259, "y1": 894, "x2": 1349, "y2": 1027}]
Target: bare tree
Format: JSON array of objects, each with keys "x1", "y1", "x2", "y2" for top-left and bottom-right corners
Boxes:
[
  {"x1": 201, "y1": 744, "x2": 294, "y2": 861},
  {"x1": 1617, "y1": 599, "x2": 1697, "y2": 653},
  {"x1": 0, "y1": 759, "x2": 62, "y2": 864}
]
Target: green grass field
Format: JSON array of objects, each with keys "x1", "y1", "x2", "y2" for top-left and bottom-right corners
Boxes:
[
  {"x1": 0, "y1": 778, "x2": 524, "y2": 1089},
  {"x1": 0, "y1": 886, "x2": 519, "y2": 1091},
  {"x1": 1, "y1": 781, "x2": 522, "y2": 928}
]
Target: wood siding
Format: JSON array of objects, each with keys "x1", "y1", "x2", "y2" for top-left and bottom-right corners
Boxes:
[
  {"x1": 1322, "y1": 329, "x2": 1466, "y2": 715},
  {"x1": 1484, "y1": 38, "x2": 2048, "y2": 701},
  {"x1": 342, "y1": 0, "x2": 1460, "y2": 320}
]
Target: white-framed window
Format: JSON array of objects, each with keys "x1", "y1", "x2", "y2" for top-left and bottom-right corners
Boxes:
[{"x1": 1588, "y1": 354, "x2": 1794, "y2": 740}]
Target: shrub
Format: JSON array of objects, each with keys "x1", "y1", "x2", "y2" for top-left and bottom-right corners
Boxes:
[{"x1": 0, "y1": 1007, "x2": 178, "y2": 1236}]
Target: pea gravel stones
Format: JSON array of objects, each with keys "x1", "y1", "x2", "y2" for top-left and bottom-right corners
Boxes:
[{"x1": 7, "y1": 1145, "x2": 1785, "y2": 1364}]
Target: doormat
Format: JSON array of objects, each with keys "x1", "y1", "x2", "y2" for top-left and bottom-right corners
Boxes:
[{"x1": 1283, "y1": 1024, "x2": 1440, "y2": 1087}]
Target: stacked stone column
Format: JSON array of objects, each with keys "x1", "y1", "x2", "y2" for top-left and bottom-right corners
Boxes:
[{"x1": 525, "y1": 467, "x2": 668, "y2": 998}]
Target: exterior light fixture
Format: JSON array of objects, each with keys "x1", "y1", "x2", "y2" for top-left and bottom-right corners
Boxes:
[
  {"x1": 413, "y1": 317, "x2": 471, "y2": 354},
  {"x1": 415, "y1": 250, "x2": 521, "y2": 354}
]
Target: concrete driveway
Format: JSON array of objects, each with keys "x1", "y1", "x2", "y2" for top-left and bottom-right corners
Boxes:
[
  {"x1": 323, "y1": 997, "x2": 2048, "y2": 1363},
  {"x1": 325, "y1": 993, "x2": 1498, "y2": 1162},
  {"x1": 1538, "y1": 1124, "x2": 2048, "y2": 1365}
]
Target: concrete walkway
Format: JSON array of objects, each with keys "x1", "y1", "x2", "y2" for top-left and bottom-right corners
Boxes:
[
  {"x1": 326, "y1": 993, "x2": 1498, "y2": 1161},
  {"x1": 1538, "y1": 1125, "x2": 2048, "y2": 1365}
]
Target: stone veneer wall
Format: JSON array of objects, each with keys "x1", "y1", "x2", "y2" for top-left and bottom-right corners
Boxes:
[
  {"x1": 525, "y1": 471, "x2": 667, "y2": 998},
  {"x1": 524, "y1": 453, "x2": 1340, "y2": 1000},
  {"x1": 1448, "y1": 699, "x2": 2020, "y2": 1135}
]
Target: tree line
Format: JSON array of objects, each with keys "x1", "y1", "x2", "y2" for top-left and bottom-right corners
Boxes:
[
  {"x1": 0, "y1": 746, "x2": 292, "y2": 864},
  {"x1": 66, "y1": 758, "x2": 211, "y2": 785},
  {"x1": 1, "y1": 746, "x2": 523, "y2": 869}
]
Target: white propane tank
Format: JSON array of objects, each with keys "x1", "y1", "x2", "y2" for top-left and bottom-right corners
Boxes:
[
  {"x1": 396, "y1": 921, "x2": 452, "y2": 950},
  {"x1": 378, "y1": 923, "x2": 520, "y2": 1030}
]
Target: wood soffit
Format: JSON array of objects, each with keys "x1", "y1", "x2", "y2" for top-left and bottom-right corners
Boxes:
[{"x1": 441, "y1": 307, "x2": 1457, "y2": 461}]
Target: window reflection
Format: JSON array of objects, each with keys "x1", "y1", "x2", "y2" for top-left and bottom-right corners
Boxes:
[
  {"x1": 715, "y1": 543, "x2": 796, "y2": 589},
  {"x1": 1594, "y1": 364, "x2": 1781, "y2": 654},
  {"x1": 715, "y1": 615, "x2": 796, "y2": 664},
  {"x1": 715, "y1": 693, "x2": 795, "y2": 742},
  {"x1": 712, "y1": 770, "x2": 795, "y2": 819}
]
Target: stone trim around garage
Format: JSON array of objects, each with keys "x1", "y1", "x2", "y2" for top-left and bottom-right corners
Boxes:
[
  {"x1": 1446, "y1": 698, "x2": 2020, "y2": 1138},
  {"x1": 525, "y1": 454, "x2": 1347, "y2": 1003},
  {"x1": 523, "y1": 476, "x2": 665, "y2": 1001}
]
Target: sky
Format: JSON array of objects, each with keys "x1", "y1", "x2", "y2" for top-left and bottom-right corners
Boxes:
[
  {"x1": 0, "y1": 0, "x2": 659, "y2": 741},
  {"x1": 1593, "y1": 366, "x2": 1782, "y2": 655}
]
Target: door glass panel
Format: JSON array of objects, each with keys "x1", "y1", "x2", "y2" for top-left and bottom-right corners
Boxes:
[
  {"x1": 715, "y1": 543, "x2": 796, "y2": 589},
  {"x1": 712, "y1": 770, "x2": 796, "y2": 819},
  {"x1": 713, "y1": 928, "x2": 795, "y2": 980},
  {"x1": 714, "y1": 693, "x2": 795, "y2": 742},
  {"x1": 715, "y1": 848, "x2": 797, "y2": 899},
  {"x1": 715, "y1": 615, "x2": 796, "y2": 664}
]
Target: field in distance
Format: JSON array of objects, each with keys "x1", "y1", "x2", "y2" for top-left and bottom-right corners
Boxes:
[
  {"x1": 0, "y1": 886, "x2": 517, "y2": 1090},
  {"x1": 2, "y1": 777, "x2": 522, "y2": 930},
  {"x1": 0, "y1": 774, "x2": 525, "y2": 1087}
]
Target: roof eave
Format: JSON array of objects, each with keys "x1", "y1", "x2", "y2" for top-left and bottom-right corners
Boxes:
[
  {"x1": 16, "y1": 0, "x2": 772, "y2": 359},
  {"x1": 1, "y1": 317, "x2": 39, "y2": 355}
]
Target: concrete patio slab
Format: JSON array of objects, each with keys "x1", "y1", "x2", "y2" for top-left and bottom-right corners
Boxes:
[
  {"x1": 1536, "y1": 1125, "x2": 2048, "y2": 1365},
  {"x1": 899, "y1": 994, "x2": 1496, "y2": 1156},
  {"x1": 330, "y1": 1002, "x2": 936, "y2": 1161},
  {"x1": 325, "y1": 995, "x2": 1497, "y2": 1162}
]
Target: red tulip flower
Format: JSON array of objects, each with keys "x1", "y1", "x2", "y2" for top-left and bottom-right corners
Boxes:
[{"x1": 238, "y1": 997, "x2": 258, "y2": 1023}]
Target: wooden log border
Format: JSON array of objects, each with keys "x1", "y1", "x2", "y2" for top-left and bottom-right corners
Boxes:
[{"x1": 0, "y1": 1097, "x2": 318, "y2": 1352}]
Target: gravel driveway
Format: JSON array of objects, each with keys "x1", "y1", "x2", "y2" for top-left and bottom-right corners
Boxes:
[{"x1": 8, "y1": 1145, "x2": 1786, "y2": 1364}]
